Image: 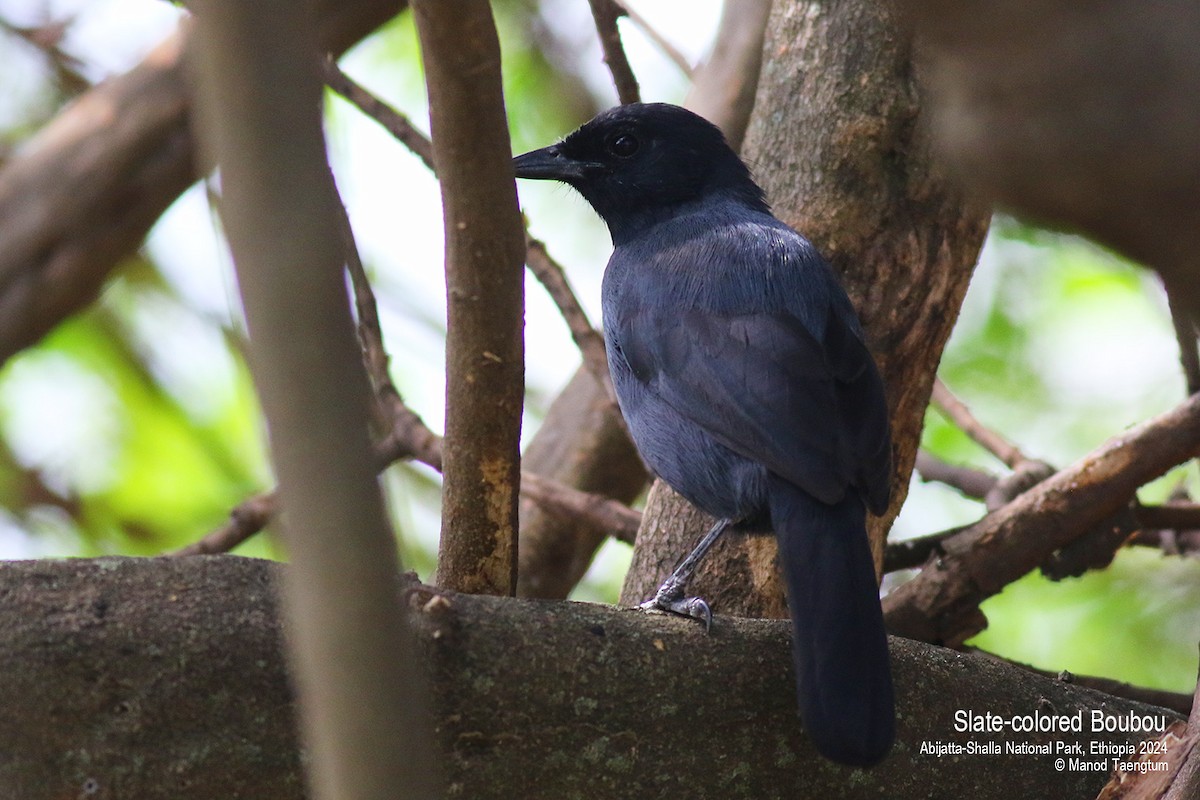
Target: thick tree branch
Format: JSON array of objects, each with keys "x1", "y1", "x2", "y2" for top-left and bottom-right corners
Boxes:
[
  {"x1": 411, "y1": 0, "x2": 526, "y2": 596},
  {"x1": 899, "y1": 0, "x2": 1200, "y2": 314},
  {"x1": 0, "y1": 557, "x2": 1183, "y2": 799},
  {"x1": 886, "y1": 500, "x2": 1200, "y2": 575},
  {"x1": 0, "y1": 0, "x2": 404, "y2": 370},
  {"x1": 884, "y1": 392, "x2": 1200, "y2": 646}
]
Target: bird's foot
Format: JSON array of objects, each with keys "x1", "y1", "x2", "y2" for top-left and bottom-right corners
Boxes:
[{"x1": 638, "y1": 576, "x2": 712, "y2": 631}]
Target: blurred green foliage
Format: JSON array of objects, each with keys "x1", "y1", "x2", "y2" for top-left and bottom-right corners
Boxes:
[{"x1": 0, "y1": 2, "x2": 1195, "y2": 692}]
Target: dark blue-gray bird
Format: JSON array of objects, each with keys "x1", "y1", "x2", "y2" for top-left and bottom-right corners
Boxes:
[{"x1": 513, "y1": 102, "x2": 894, "y2": 767}]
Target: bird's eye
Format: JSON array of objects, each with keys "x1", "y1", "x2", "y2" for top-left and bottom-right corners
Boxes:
[{"x1": 607, "y1": 133, "x2": 640, "y2": 158}]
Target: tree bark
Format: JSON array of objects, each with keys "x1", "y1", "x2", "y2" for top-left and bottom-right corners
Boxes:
[
  {"x1": 0, "y1": 556, "x2": 1179, "y2": 799},
  {"x1": 412, "y1": 0, "x2": 527, "y2": 596},
  {"x1": 621, "y1": 0, "x2": 989, "y2": 611}
]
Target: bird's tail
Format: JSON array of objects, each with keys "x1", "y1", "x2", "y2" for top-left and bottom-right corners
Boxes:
[{"x1": 769, "y1": 476, "x2": 894, "y2": 766}]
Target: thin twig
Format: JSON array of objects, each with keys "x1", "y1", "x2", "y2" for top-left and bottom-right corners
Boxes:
[
  {"x1": 587, "y1": 0, "x2": 641, "y2": 104},
  {"x1": 520, "y1": 471, "x2": 640, "y2": 544},
  {"x1": 0, "y1": 16, "x2": 90, "y2": 95},
  {"x1": 1136, "y1": 502, "x2": 1200, "y2": 531},
  {"x1": 883, "y1": 523, "x2": 972, "y2": 573},
  {"x1": 913, "y1": 450, "x2": 997, "y2": 499},
  {"x1": 173, "y1": 492, "x2": 279, "y2": 556},
  {"x1": 610, "y1": 0, "x2": 692, "y2": 77},
  {"x1": 323, "y1": 58, "x2": 435, "y2": 171},
  {"x1": 1163, "y1": 272, "x2": 1200, "y2": 397},
  {"x1": 329, "y1": 171, "x2": 391, "y2": 397},
  {"x1": 931, "y1": 378, "x2": 1028, "y2": 468},
  {"x1": 1131, "y1": 494, "x2": 1200, "y2": 556},
  {"x1": 524, "y1": 233, "x2": 616, "y2": 405}
]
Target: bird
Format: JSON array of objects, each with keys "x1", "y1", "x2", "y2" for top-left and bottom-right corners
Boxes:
[{"x1": 512, "y1": 102, "x2": 894, "y2": 767}]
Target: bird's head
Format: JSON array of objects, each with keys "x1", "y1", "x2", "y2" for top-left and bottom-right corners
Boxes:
[{"x1": 513, "y1": 103, "x2": 767, "y2": 242}]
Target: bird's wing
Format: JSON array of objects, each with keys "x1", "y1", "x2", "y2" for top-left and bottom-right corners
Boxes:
[{"x1": 612, "y1": 256, "x2": 891, "y2": 514}]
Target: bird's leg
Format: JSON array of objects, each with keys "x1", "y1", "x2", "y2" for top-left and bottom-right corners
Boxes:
[{"x1": 638, "y1": 518, "x2": 732, "y2": 631}]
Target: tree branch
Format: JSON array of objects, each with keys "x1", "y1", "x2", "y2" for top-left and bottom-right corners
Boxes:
[
  {"x1": 884, "y1": 392, "x2": 1200, "y2": 646},
  {"x1": 411, "y1": 0, "x2": 527, "y2": 596},
  {"x1": 1163, "y1": 271, "x2": 1200, "y2": 397},
  {"x1": 323, "y1": 58, "x2": 435, "y2": 170},
  {"x1": 0, "y1": 0, "x2": 404, "y2": 370},
  {"x1": 0, "y1": 556, "x2": 1183, "y2": 799},
  {"x1": 1162, "y1": 654, "x2": 1200, "y2": 800},
  {"x1": 914, "y1": 450, "x2": 998, "y2": 499},
  {"x1": 519, "y1": 471, "x2": 640, "y2": 545},
  {"x1": 188, "y1": 0, "x2": 440, "y2": 795},
  {"x1": 587, "y1": 0, "x2": 641, "y2": 104},
  {"x1": 898, "y1": 0, "x2": 1200, "y2": 314},
  {"x1": 523, "y1": 234, "x2": 617, "y2": 407},
  {"x1": 611, "y1": 0, "x2": 693, "y2": 77},
  {"x1": 682, "y1": 0, "x2": 770, "y2": 152},
  {"x1": 931, "y1": 378, "x2": 1030, "y2": 469}
]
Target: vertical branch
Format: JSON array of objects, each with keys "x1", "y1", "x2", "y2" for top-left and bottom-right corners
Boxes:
[
  {"x1": 1164, "y1": 272, "x2": 1200, "y2": 397},
  {"x1": 411, "y1": 0, "x2": 527, "y2": 596},
  {"x1": 684, "y1": 0, "x2": 771, "y2": 152},
  {"x1": 189, "y1": 1, "x2": 441, "y2": 798},
  {"x1": 587, "y1": 0, "x2": 641, "y2": 104}
]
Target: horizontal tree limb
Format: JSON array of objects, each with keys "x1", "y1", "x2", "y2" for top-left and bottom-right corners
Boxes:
[
  {"x1": 0, "y1": 556, "x2": 1181, "y2": 799},
  {"x1": 884, "y1": 392, "x2": 1200, "y2": 645}
]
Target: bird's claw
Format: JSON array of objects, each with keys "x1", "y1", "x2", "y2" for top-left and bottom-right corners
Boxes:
[{"x1": 638, "y1": 591, "x2": 713, "y2": 632}]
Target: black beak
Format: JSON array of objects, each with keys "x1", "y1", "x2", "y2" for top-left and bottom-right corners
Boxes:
[{"x1": 513, "y1": 145, "x2": 602, "y2": 182}]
